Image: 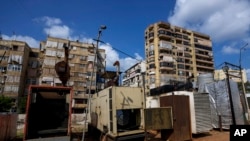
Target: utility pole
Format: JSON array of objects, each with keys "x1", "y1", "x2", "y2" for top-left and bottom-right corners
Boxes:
[
  {"x1": 82, "y1": 25, "x2": 107, "y2": 141},
  {"x1": 239, "y1": 43, "x2": 249, "y2": 120},
  {"x1": 223, "y1": 65, "x2": 236, "y2": 125}
]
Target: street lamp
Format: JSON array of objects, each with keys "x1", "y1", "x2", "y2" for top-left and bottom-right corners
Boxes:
[
  {"x1": 239, "y1": 43, "x2": 249, "y2": 116},
  {"x1": 89, "y1": 25, "x2": 107, "y2": 94},
  {"x1": 83, "y1": 25, "x2": 107, "y2": 141},
  {"x1": 222, "y1": 65, "x2": 236, "y2": 125}
]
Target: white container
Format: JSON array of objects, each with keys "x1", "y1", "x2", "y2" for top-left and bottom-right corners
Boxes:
[{"x1": 146, "y1": 96, "x2": 160, "y2": 108}]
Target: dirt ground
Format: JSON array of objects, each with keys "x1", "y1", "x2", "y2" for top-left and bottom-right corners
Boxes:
[
  {"x1": 146, "y1": 129, "x2": 230, "y2": 141},
  {"x1": 192, "y1": 130, "x2": 229, "y2": 141}
]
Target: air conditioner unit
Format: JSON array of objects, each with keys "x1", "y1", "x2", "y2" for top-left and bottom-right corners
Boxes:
[
  {"x1": 86, "y1": 76, "x2": 89, "y2": 79},
  {"x1": 2, "y1": 70, "x2": 6, "y2": 73}
]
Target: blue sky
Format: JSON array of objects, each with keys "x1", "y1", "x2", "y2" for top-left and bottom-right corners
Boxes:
[{"x1": 1, "y1": 0, "x2": 250, "y2": 79}]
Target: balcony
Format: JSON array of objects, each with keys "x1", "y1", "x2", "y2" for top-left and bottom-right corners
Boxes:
[{"x1": 73, "y1": 103, "x2": 88, "y2": 109}]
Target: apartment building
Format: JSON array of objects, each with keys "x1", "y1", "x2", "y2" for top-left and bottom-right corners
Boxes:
[
  {"x1": 144, "y1": 21, "x2": 214, "y2": 94},
  {"x1": 214, "y1": 69, "x2": 247, "y2": 83},
  {"x1": 0, "y1": 37, "x2": 105, "y2": 113},
  {"x1": 39, "y1": 36, "x2": 105, "y2": 113},
  {"x1": 122, "y1": 61, "x2": 146, "y2": 87},
  {"x1": 0, "y1": 39, "x2": 31, "y2": 111}
]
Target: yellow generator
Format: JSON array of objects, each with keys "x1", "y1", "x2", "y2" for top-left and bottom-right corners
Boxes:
[
  {"x1": 89, "y1": 86, "x2": 145, "y2": 140},
  {"x1": 89, "y1": 86, "x2": 173, "y2": 141}
]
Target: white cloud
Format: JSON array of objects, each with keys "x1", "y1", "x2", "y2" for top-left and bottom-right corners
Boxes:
[
  {"x1": 2, "y1": 34, "x2": 40, "y2": 48},
  {"x1": 34, "y1": 16, "x2": 72, "y2": 39},
  {"x1": 99, "y1": 43, "x2": 142, "y2": 72},
  {"x1": 222, "y1": 45, "x2": 239, "y2": 54},
  {"x1": 3, "y1": 16, "x2": 143, "y2": 73},
  {"x1": 44, "y1": 25, "x2": 71, "y2": 38},
  {"x1": 168, "y1": 0, "x2": 250, "y2": 43},
  {"x1": 34, "y1": 16, "x2": 62, "y2": 26}
]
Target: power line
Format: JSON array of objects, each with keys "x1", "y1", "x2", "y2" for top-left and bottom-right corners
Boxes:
[{"x1": 99, "y1": 41, "x2": 144, "y2": 62}]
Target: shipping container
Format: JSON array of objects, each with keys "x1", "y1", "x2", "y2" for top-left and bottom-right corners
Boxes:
[{"x1": 23, "y1": 85, "x2": 73, "y2": 141}]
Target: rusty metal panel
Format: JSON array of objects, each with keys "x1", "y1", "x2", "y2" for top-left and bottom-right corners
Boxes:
[
  {"x1": 0, "y1": 113, "x2": 17, "y2": 141},
  {"x1": 24, "y1": 85, "x2": 73, "y2": 140},
  {"x1": 144, "y1": 107, "x2": 173, "y2": 130},
  {"x1": 160, "y1": 95, "x2": 192, "y2": 141}
]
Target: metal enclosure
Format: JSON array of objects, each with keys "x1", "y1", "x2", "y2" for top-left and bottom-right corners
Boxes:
[
  {"x1": 144, "y1": 107, "x2": 173, "y2": 130},
  {"x1": 193, "y1": 93, "x2": 212, "y2": 133},
  {"x1": 160, "y1": 93, "x2": 192, "y2": 141},
  {"x1": 90, "y1": 86, "x2": 145, "y2": 139},
  {"x1": 24, "y1": 85, "x2": 72, "y2": 141}
]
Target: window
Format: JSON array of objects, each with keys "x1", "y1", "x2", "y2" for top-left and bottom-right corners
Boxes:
[
  {"x1": 158, "y1": 30, "x2": 165, "y2": 34},
  {"x1": 149, "y1": 64, "x2": 155, "y2": 69},
  {"x1": 13, "y1": 45, "x2": 18, "y2": 51},
  {"x1": 160, "y1": 62, "x2": 173, "y2": 67},
  {"x1": 78, "y1": 73, "x2": 85, "y2": 77},
  {"x1": 159, "y1": 41, "x2": 172, "y2": 49},
  {"x1": 4, "y1": 85, "x2": 19, "y2": 92},
  {"x1": 77, "y1": 82, "x2": 85, "y2": 87},
  {"x1": 46, "y1": 41, "x2": 58, "y2": 48},
  {"x1": 149, "y1": 32, "x2": 154, "y2": 37},
  {"x1": 7, "y1": 64, "x2": 22, "y2": 72},
  {"x1": 29, "y1": 52, "x2": 38, "y2": 57},
  {"x1": 149, "y1": 44, "x2": 154, "y2": 51},
  {"x1": 26, "y1": 78, "x2": 37, "y2": 85},
  {"x1": 149, "y1": 51, "x2": 154, "y2": 56},
  {"x1": 5, "y1": 76, "x2": 20, "y2": 83},
  {"x1": 0, "y1": 56, "x2": 8, "y2": 61},
  {"x1": 45, "y1": 49, "x2": 57, "y2": 56},
  {"x1": 80, "y1": 56, "x2": 86, "y2": 61},
  {"x1": 0, "y1": 66, "x2": 6, "y2": 72},
  {"x1": 150, "y1": 77, "x2": 155, "y2": 84},
  {"x1": 79, "y1": 64, "x2": 85, "y2": 68}
]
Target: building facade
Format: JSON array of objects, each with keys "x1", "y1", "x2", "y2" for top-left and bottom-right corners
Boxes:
[
  {"x1": 0, "y1": 39, "x2": 31, "y2": 111},
  {"x1": 144, "y1": 21, "x2": 214, "y2": 95},
  {"x1": 39, "y1": 37, "x2": 106, "y2": 113},
  {"x1": 214, "y1": 69, "x2": 247, "y2": 83},
  {"x1": 122, "y1": 61, "x2": 146, "y2": 87},
  {"x1": 0, "y1": 37, "x2": 105, "y2": 113}
]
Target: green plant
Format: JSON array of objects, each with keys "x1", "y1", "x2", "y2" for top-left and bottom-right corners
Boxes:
[
  {"x1": 0, "y1": 95, "x2": 13, "y2": 112},
  {"x1": 18, "y1": 96, "x2": 27, "y2": 114}
]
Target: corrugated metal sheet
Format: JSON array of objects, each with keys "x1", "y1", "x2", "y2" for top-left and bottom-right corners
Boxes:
[{"x1": 193, "y1": 93, "x2": 213, "y2": 133}]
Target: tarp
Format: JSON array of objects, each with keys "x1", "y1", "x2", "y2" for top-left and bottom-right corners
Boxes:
[{"x1": 199, "y1": 79, "x2": 245, "y2": 129}]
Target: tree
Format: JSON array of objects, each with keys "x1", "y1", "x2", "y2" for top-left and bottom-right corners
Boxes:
[
  {"x1": 18, "y1": 96, "x2": 27, "y2": 113},
  {"x1": 0, "y1": 95, "x2": 13, "y2": 112}
]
